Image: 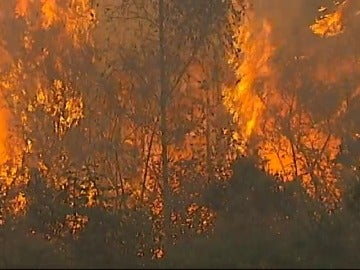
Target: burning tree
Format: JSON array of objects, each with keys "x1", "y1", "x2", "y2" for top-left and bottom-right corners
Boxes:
[{"x1": 222, "y1": 0, "x2": 360, "y2": 211}]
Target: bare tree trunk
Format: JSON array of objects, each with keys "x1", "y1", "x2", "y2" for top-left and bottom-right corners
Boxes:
[
  {"x1": 159, "y1": 0, "x2": 170, "y2": 253},
  {"x1": 141, "y1": 119, "x2": 158, "y2": 203},
  {"x1": 114, "y1": 150, "x2": 125, "y2": 211},
  {"x1": 205, "y1": 88, "x2": 213, "y2": 184}
]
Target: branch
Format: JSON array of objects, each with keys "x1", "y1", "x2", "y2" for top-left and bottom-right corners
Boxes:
[
  {"x1": 167, "y1": 17, "x2": 211, "y2": 100},
  {"x1": 141, "y1": 117, "x2": 158, "y2": 203}
]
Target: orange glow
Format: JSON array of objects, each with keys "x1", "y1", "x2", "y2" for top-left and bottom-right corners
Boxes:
[
  {"x1": 9, "y1": 192, "x2": 27, "y2": 215},
  {"x1": 0, "y1": 93, "x2": 10, "y2": 164},
  {"x1": 223, "y1": 14, "x2": 274, "y2": 144},
  {"x1": 41, "y1": 0, "x2": 59, "y2": 29},
  {"x1": 15, "y1": 0, "x2": 30, "y2": 18},
  {"x1": 258, "y1": 135, "x2": 295, "y2": 182},
  {"x1": 222, "y1": 1, "x2": 351, "y2": 207},
  {"x1": 310, "y1": 1, "x2": 347, "y2": 37}
]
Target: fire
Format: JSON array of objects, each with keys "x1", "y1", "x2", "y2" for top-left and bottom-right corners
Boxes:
[
  {"x1": 222, "y1": 1, "x2": 356, "y2": 207},
  {"x1": 310, "y1": 1, "x2": 347, "y2": 37},
  {"x1": 222, "y1": 12, "x2": 274, "y2": 143},
  {"x1": 41, "y1": 0, "x2": 60, "y2": 29},
  {"x1": 0, "y1": 98, "x2": 10, "y2": 164}
]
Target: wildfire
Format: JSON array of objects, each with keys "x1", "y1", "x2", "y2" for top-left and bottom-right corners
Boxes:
[
  {"x1": 223, "y1": 12, "x2": 274, "y2": 144},
  {"x1": 310, "y1": 0, "x2": 347, "y2": 37},
  {"x1": 222, "y1": 0, "x2": 355, "y2": 207},
  {"x1": 0, "y1": 100, "x2": 9, "y2": 164}
]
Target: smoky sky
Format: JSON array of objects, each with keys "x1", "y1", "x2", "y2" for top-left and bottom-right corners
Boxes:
[{"x1": 251, "y1": 0, "x2": 360, "y2": 59}]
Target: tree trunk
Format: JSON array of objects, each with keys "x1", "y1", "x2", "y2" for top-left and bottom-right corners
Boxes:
[
  {"x1": 205, "y1": 88, "x2": 213, "y2": 184},
  {"x1": 159, "y1": 0, "x2": 171, "y2": 254}
]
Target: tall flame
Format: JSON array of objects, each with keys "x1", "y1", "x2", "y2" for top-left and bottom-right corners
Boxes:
[
  {"x1": 222, "y1": 1, "x2": 351, "y2": 207},
  {"x1": 0, "y1": 96, "x2": 10, "y2": 164},
  {"x1": 223, "y1": 11, "x2": 274, "y2": 143}
]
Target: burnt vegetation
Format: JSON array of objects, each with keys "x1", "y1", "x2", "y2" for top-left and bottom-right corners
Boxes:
[{"x1": 0, "y1": 0, "x2": 360, "y2": 269}]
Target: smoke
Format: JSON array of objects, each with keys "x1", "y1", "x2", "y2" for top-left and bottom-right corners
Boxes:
[
  {"x1": 251, "y1": 0, "x2": 360, "y2": 63},
  {"x1": 245, "y1": 0, "x2": 360, "y2": 113},
  {"x1": 222, "y1": 0, "x2": 360, "y2": 206}
]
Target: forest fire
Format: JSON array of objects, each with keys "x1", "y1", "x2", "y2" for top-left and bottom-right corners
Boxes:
[
  {"x1": 222, "y1": 0, "x2": 360, "y2": 208},
  {"x1": 0, "y1": 0, "x2": 360, "y2": 268},
  {"x1": 0, "y1": 98, "x2": 9, "y2": 164},
  {"x1": 223, "y1": 15, "x2": 273, "y2": 142},
  {"x1": 310, "y1": 0, "x2": 346, "y2": 37}
]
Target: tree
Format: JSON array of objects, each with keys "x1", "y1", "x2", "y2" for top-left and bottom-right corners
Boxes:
[{"x1": 98, "y1": 0, "x2": 242, "y2": 257}]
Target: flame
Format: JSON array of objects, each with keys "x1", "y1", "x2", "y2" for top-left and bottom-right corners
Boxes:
[
  {"x1": 0, "y1": 97, "x2": 10, "y2": 164},
  {"x1": 223, "y1": 13, "x2": 274, "y2": 143},
  {"x1": 222, "y1": 1, "x2": 354, "y2": 207},
  {"x1": 15, "y1": 0, "x2": 30, "y2": 18},
  {"x1": 41, "y1": 0, "x2": 60, "y2": 29},
  {"x1": 310, "y1": 1, "x2": 347, "y2": 37}
]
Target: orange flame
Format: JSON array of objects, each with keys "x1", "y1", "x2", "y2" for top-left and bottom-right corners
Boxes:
[
  {"x1": 223, "y1": 14, "x2": 274, "y2": 144},
  {"x1": 310, "y1": 1, "x2": 347, "y2": 37},
  {"x1": 223, "y1": 1, "x2": 350, "y2": 207},
  {"x1": 0, "y1": 94, "x2": 10, "y2": 164}
]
